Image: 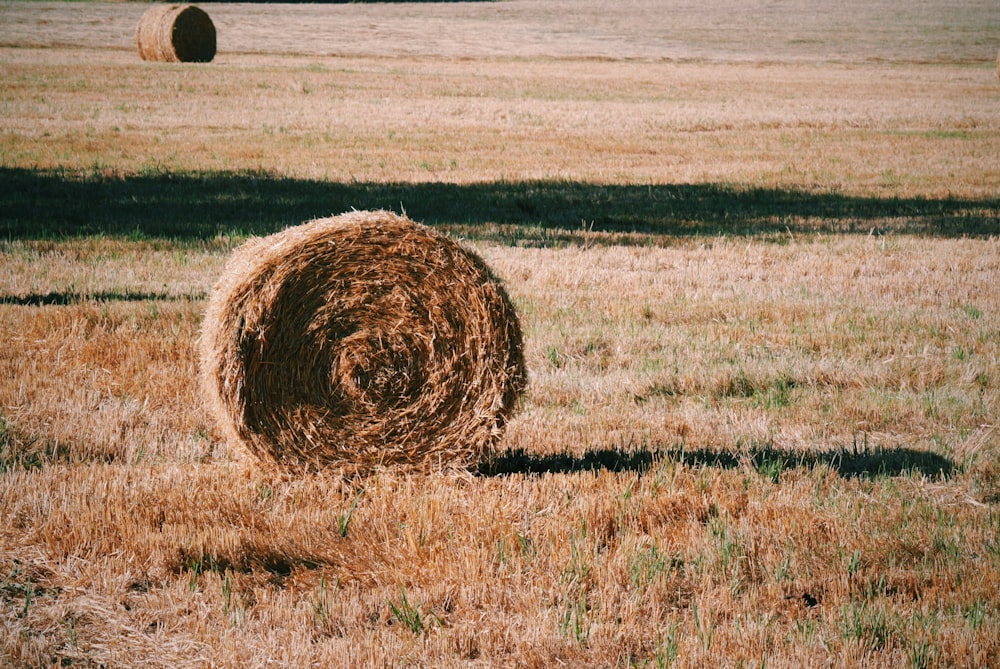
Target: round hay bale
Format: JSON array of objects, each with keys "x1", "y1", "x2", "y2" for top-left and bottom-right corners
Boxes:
[
  {"x1": 199, "y1": 211, "x2": 527, "y2": 475},
  {"x1": 136, "y1": 4, "x2": 216, "y2": 63}
]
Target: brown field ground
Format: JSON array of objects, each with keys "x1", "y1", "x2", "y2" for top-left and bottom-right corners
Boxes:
[{"x1": 1, "y1": 1, "x2": 1000, "y2": 667}]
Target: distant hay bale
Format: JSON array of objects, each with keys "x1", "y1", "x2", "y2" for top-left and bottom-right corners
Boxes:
[
  {"x1": 136, "y1": 4, "x2": 216, "y2": 63},
  {"x1": 199, "y1": 211, "x2": 527, "y2": 476}
]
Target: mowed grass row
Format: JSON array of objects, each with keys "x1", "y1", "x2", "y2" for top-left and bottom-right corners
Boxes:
[{"x1": 1, "y1": 6, "x2": 1000, "y2": 665}]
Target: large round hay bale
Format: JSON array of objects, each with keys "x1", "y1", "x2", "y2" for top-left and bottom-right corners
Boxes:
[
  {"x1": 136, "y1": 4, "x2": 216, "y2": 63},
  {"x1": 199, "y1": 211, "x2": 527, "y2": 476}
]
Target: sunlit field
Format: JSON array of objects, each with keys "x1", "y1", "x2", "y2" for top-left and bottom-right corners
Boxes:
[{"x1": 1, "y1": 1, "x2": 999, "y2": 667}]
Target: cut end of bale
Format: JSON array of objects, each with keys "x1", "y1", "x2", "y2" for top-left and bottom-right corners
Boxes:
[
  {"x1": 199, "y1": 211, "x2": 527, "y2": 476},
  {"x1": 137, "y1": 4, "x2": 216, "y2": 63}
]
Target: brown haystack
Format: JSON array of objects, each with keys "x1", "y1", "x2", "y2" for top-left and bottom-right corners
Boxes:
[
  {"x1": 199, "y1": 211, "x2": 527, "y2": 475},
  {"x1": 137, "y1": 4, "x2": 216, "y2": 63}
]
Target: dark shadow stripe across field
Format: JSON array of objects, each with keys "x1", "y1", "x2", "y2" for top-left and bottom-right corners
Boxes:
[
  {"x1": 2, "y1": 167, "x2": 997, "y2": 243},
  {"x1": 482, "y1": 443, "x2": 955, "y2": 481},
  {"x1": 0, "y1": 290, "x2": 206, "y2": 306}
]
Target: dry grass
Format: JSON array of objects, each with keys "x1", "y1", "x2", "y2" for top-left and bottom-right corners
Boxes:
[
  {"x1": 3, "y1": 235, "x2": 998, "y2": 667},
  {"x1": 2, "y1": 0, "x2": 995, "y2": 63},
  {"x1": 1, "y1": 48, "x2": 998, "y2": 195},
  {"x1": 1, "y1": 1, "x2": 999, "y2": 667}
]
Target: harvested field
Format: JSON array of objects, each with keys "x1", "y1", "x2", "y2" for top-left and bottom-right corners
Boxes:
[{"x1": 1, "y1": 1, "x2": 999, "y2": 667}]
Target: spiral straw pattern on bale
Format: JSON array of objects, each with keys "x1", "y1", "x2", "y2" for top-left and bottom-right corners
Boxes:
[
  {"x1": 199, "y1": 211, "x2": 527, "y2": 475},
  {"x1": 136, "y1": 4, "x2": 216, "y2": 63}
]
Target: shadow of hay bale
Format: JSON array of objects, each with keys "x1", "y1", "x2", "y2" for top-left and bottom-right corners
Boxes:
[{"x1": 481, "y1": 443, "x2": 956, "y2": 480}]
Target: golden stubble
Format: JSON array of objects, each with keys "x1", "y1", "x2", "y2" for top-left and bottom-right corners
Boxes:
[
  {"x1": 1, "y1": 3, "x2": 999, "y2": 662},
  {"x1": 2, "y1": 234, "x2": 998, "y2": 667},
  {"x1": 2, "y1": 47, "x2": 998, "y2": 194}
]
